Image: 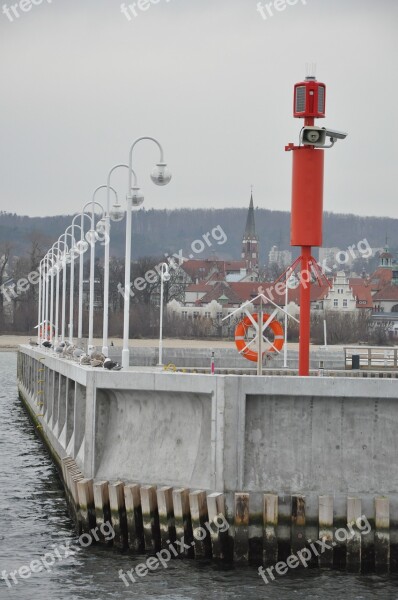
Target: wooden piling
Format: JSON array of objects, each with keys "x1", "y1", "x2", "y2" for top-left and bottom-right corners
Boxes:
[
  {"x1": 109, "y1": 481, "x2": 128, "y2": 549},
  {"x1": 291, "y1": 494, "x2": 306, "y2": 555},
  {"x1": 124, "y1": 484, "x2": 144, "y2": 552},
  {"x1": 77, "y1": 478, "x2": 96, "y2": 532},
  {"x1": 263, "y1": 494, "x2": 278, "y2": 566},
  {"x1": 189, "y1": 490, "x2": 212, "y2": 558},
  {"x1": 207, "y1": 492, "x2": 230, "y2": 560},
  {"x1": 318, "y1": 495, "x2": 334, "y2": 567},
  {"x1": 93, "y1": 481, "x2": 112, "y2": 544},
  {"x1": 157, "y1": 486, "x2": 176, "y2": 548},
  {"x1": 375, "y1": 496, "x2": 390, "y2": 571},
  {"x1": 140, "y1": 485, "x2": 161, "y2": 553},
  {"x1": 234, "y1": 492, "x2": 249, "y2": 563},
  {"x1": 346, "y1": 497, "x2": 362, "y2": 571},
  {"x1": 172, "y1": 488, "x2": 194, "y2": 558}
]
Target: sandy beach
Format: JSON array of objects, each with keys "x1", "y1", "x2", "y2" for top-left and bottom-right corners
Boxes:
[
  {"x1": 0, "y1": 335, "x2": 329, "y2": 352},
  {"x1": 0, "y1": 335, "x2": 238, "y2": 351}
]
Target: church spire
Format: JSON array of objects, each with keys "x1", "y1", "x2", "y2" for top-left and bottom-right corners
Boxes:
[
  {"x1": 242, "y1": 189, "x2": 259, "y2": 273},
  {"x1": 244, "y1": 192, "x2": 257, "y2": 241}
]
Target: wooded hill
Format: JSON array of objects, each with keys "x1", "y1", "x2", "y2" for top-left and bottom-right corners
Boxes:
[{"x1": 0, "y1": 208, "x2": 396, "y2": 263}]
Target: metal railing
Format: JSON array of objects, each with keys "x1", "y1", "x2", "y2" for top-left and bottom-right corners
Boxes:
[{"x1": 344, "y1": 346, "x2": 398, "y2": 369}]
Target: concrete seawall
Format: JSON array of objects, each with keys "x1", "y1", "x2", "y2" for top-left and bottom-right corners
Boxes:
[{"x1": 17, "y1": 345, "x2": 398, "y2": 570}]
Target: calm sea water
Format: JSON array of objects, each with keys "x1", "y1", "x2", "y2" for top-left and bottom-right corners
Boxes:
[{"x1": 1, "y1": 351, "x2": 398, "y2": 599}]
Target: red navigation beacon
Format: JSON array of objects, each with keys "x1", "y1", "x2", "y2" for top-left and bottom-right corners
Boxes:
[
  {"x1": 280, "y1": 72, "x2": 346, "y2": 376},
  {"x1": 293, "y1": 76, "x2": 326, "y2": 121}
]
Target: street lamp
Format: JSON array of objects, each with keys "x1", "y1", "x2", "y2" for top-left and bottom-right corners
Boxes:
[
  {"x1": 74, "y1": 213, "x2": 91, "y2": 343},
  {"x1": 122, "y1": 137, "x2": 172, "y2": 369},
  {"x1": 157, "y1": 262, "x2": 170, "y2": 366},
  {"x1": 101, "y1": 165, "x2": 132, "y2": 357},
  {"x1": 51, "y1": 240, "x2": 67, "y2": 345},
  {"x1": 82, "y1": 190, "x2": 107, "y2": 352},
  {"x1": 57, "y1": 233, "x2": 72, "y2": 343}
]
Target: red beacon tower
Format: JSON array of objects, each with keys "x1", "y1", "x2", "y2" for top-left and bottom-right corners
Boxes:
[{"x1": 284, "y1": 75, "x2": 347, "y2": 376}]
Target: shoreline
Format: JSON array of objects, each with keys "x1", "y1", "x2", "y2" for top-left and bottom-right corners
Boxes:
[{"x1": 0, "y1": 334, "x2": 348, "y2": 353}]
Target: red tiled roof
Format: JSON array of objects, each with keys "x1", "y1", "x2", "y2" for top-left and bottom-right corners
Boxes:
[
  {"x1": 196, "y1": 281, "x2": 243, "y2": 306},
  {"x1": 372, "y1": 285, "x2": 398, "y2": 301},
  {"x1": 182, "y1": 259, "x2": 247, "y2": 281},
  {"x1": 186, "y1": 283, "x2": 212, "y2": 292},
  {"x1": 349, "y1": 282, "x2": 374, "y2": 308},
  {"x1": 368, "y1": 268, "x2": 392, "y2": 292},
  {"x1": 229, "y1": 281, "x2": 330, "y2": 306}
]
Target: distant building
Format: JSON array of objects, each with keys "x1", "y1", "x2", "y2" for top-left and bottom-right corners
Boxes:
[
  {"x1": 322, "y1": 271, "x2": 358, "y2": 311},
  {"x1": 268, "y1": 245, "x2": 292, "y2": 269},
  {"x1": 241, "y1": 193, "x2": 259, "y2": 274},
  {"x1": 318, "y1": 247, "x2": 341, "y2": 270}
]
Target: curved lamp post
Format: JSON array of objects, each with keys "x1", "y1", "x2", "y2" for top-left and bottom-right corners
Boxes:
[
  {"x1": 74, "y1": 213, "x2": 91, "y2": 342},
  {"x1": 57, "y1": 233, "x2": 72, "y2": 343},
  {"x1": 157, "y1": 262, "x2": 170, "y2": 366},
  {"x1": 122, "y1": 137, "x2": 172, "y2": 369},
  {"x1": 101, "y1": 165, "x2": 130, "y2": 357},
  {"x1": 82, "y1": 191, "x2": 107, "y2": 352},
  {"x1": 37, "y1": 258, "x2": 46, "y2": 344},
  {"x1": 51, "y1": 240, "x2": 68, "y2": 345}
]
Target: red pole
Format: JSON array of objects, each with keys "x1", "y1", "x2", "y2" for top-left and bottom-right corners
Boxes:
[{"x1": 299, "y1": 246, "x2": 311, "y2": 376}]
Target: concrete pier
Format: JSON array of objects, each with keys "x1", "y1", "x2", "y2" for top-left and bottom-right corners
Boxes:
[{"x1": 17, "y1": 344, "x2": 398, "y2": 569}]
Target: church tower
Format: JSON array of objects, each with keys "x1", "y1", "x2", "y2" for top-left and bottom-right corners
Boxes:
[
  {"x1": 241, "y1": 192, "x2": 259, "y2": 272},
  {"x1": 379, "y1": 242, "x2": 393, "y2": 269}
]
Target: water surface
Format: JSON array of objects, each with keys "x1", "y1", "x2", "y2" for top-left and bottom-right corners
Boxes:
[{"x1": 1, "y1": 352, "x2": 398, "y2": 599}]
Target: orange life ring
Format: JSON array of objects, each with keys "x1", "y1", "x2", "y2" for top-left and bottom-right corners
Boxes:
[
  {"x1": 39, "y1": 324, "x2": 53, "y2": 340},
  {"x1": 235, "y1": 313, "x2": 284, "y2": 363}
]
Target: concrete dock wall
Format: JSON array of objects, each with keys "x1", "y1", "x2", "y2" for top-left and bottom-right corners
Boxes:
[
  {"x1": 107, "y1": 345, "x2": 345, "y2": 370},
  {"x1": 17, "y1": 345, "x2": 398, "y2": 569}
]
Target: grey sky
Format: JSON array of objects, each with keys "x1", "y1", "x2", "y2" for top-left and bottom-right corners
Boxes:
[{"x1": 0, "y1": 0, "x2": 397, "y2": 218}]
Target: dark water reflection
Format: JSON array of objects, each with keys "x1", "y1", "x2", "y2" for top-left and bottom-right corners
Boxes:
[{"x1": 1, "y1": 352, "x2": 398, "y2": 599}]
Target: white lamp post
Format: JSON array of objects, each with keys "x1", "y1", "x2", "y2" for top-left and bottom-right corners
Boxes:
[
  {"x1": 57, "y1": 234, "x2": 72, "y2": 343},
  {"x1": 102, "y1": 166, "x2": 129, "y2": 357},
  {"x1": 82, "y1": 192, "x2": 106, "y2": 353},
  {"x1": 157, "y1": 262, "x2": 170, "y2": 366},
  {"x1": 52, "y1": 240, "x2": 67, "y2": 345},
  {"x1": 42, "y1": 255, "x2": 49, "y2": 341},
  {"x1": 37, "y1": 258, "x2": 45, "y2": 344},
  {"x1": 74, "y1": 213, "x2": 90, "y2": 342},
  {"x1": 122, "y1": 137, "x2": 172, "y2": 369}
]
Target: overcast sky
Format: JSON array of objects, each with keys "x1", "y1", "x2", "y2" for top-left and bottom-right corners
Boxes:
[{"x1": 0, "y1": 0, "x2": 397, "y2": 218}]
